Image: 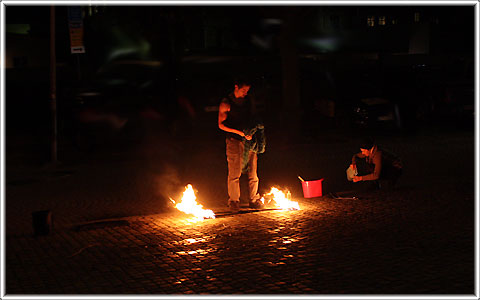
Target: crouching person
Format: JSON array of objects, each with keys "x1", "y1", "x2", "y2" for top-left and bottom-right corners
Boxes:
[{"x1": 347, "y1": 137, "x2": 403, "y2": 189}]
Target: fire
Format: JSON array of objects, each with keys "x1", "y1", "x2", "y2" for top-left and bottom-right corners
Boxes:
[
  {"x1": 170, "y1": 184, "x2": 215, "y2": 221},
  {"x1": 264, "y1": 187, "x2": 300, "y2": 210}
]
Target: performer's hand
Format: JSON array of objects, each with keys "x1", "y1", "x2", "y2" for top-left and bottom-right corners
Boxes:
[
  {"x1": 244, "y1": 135, "x2": 252, "y2": 141},
  {"x1": 350, "y1": 164, "x2": 357, "y2": 171},
  {"x1": 353, "y1": 175, "x2": 362, "y2": 183}
]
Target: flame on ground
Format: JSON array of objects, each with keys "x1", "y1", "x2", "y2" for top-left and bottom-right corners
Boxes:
[
  {"x1": 170, "y1": 184, "x2": 215, "y2": 221},
  {"x1": 264, "y1": 187, "x2": 300, "y2": 210}
]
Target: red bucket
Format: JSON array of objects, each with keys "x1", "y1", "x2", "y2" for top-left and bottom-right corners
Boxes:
[{"x1": 301, "y1": 178, "x2": 324, "y2": 198}]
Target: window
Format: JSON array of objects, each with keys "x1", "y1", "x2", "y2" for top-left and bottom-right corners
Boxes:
[
  {"x1": 379, "y1": 16, "x2": 386, "y2": 26},
  {"x1": 392, "y1": 19, "x2": 397, "y2": 25},
  {"x1": 367, "y1": 16, "x2": 375, "y2": 27},
  {"x1": 414, "y1": 12, "x2": 420, "y2": 23}
]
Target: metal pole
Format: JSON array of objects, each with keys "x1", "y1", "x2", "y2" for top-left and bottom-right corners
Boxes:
[
  {"x1": 50, "y1": 5, "x2": 57, "y2": 163},
  {"x1": 76, "y1": 54, "x2": 81, "y2": 81}
]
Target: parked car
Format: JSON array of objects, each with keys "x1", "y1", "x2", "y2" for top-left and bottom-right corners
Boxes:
[
  {"x1": 349, "y1": 96, "x2": 402, "y2": 129},
  {"x1": 383, "y1": 62, "x2": 474, "y2": 128},
  {"x1": 334, "y1": 72, "x2": 404, "y2": 131},
  {"x1": 58, "y1": 59, "x2": 181, "y2": 150}
]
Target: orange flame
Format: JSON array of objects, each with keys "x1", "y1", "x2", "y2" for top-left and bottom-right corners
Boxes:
[
  {"x1": 264, "y1": 187, "x2": 300, "y2": 210},
  {"x1": 170, "y1": 184, "x2": 215, "y2": 221}
]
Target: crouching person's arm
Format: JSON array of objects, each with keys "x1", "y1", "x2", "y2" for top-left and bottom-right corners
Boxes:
[{"x1": 353, "y1": 152, "x2": 382, "y2": 182}]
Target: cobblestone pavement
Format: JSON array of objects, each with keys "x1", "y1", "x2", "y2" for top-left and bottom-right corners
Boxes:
[
  {"x1": 5, "y1": 186, "x2": 475, "y2": 295},
  {"x1": 4, "y1": 128, "x2": 476, "y2": 296}
]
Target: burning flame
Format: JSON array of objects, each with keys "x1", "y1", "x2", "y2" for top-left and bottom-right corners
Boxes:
[
  {"x1": 264, "y1": 187, "x2": 300, "y2": 210},
  {"x1": 170, "y1": 184, "x2": 215, "y2": 221}
]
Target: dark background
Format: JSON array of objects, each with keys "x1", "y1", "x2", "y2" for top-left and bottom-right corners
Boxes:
[
  {"x1": 5, "y1": 5, "x2": 474, "y2": 157},
  {"x1": 3, "y1": 4, "x2": 476, "y2": 295}
]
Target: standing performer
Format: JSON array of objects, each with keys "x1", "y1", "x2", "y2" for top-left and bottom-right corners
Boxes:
[{"x1": 218, "y1": 79, "x2": 265, "y2": 211}]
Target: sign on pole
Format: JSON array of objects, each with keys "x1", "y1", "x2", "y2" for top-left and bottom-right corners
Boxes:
[{"x1": 67, "y1": 7, "x2": 85, "y2": 54}]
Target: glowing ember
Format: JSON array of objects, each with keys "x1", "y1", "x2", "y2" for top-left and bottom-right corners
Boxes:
[
  {"x1": 264, "y1": 187, "x2": 300, "y2": 210},
  {"x1": 170, "y1": 184, "x2": 215, "y2": 221}
]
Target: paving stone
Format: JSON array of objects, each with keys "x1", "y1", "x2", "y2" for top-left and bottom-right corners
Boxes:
[{"x1": 5, "y1": 131, "x2": 475, "y2": 295}]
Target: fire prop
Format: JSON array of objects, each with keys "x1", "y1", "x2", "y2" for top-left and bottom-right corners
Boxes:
[
  {"x1": 170, "y1": 184, "x2": 215, "y2": 221},
  {"x1": 263, "y1": 187, "x2": 300, "y2": 210}
]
